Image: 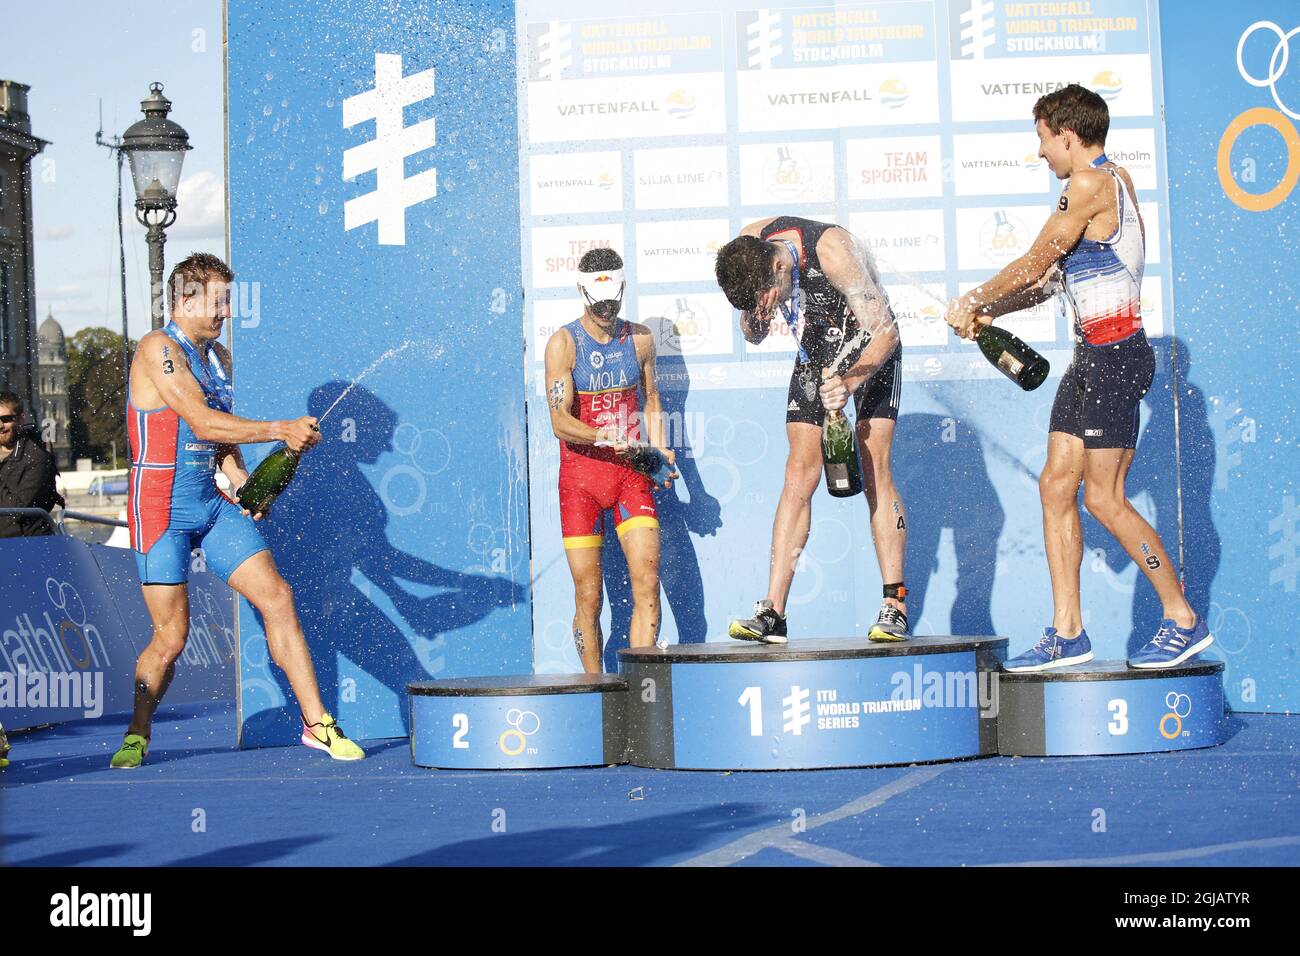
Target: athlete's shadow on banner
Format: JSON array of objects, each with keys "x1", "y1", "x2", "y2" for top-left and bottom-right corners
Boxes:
[
  {"x1": 893, "y1": 413, "x2": 1002, "y2": 636},
  {"x1": 243, "y1": 383, "x2": 524, "y2": 742},
  {"x1": 600, "y1": 350, "x2": 722, "y2": 669},
  {"x1": 1083, "y1": 337, "x2": 1219, "y2": 655}
]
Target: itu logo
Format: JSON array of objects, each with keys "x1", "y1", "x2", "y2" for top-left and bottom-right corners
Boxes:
[
  {"x1": 955, "y1": 0, "x2": 996, "y2": 60},
  {"x1": 499, "y1": 709, "x2": 541, "y2": 756},
  {"x1": 342, "y1": 53, "x2": 438, "y2": 246},
  {"x1": 744, "y1": 9, "x2": 783, "y2": 69},
  {"x1": 533, "y1": 21, "x2": 573, "y2": 82},
  {"x1": 1219, "y1": 20, "x2": 1300, "y2": 211},
  {"x1": 1159, "y1": 692, "x2": 1193, "y2": 740}
]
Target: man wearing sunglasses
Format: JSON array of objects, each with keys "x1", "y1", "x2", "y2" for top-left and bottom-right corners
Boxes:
[{"x1": 0, "y1": 390, "x2": 62, "y2": 539}]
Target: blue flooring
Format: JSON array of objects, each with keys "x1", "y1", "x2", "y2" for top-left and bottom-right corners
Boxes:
[{"x1": 1, "y1": 704, "x2": 1296, "y2": 866}]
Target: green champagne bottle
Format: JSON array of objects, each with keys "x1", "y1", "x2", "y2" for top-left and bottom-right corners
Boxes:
[
  {"x1": 822, "y1": 408, "x2": 862, "y2": 498},
  {"x1": 977, "y1": 324, "x2": 1050, "y2": 391},
  {"x1": 237, "y1": 444, "x2": 300, "y2": 515}
]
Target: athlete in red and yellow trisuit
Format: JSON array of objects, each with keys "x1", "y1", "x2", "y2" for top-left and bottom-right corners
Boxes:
[{"x1": 543, "y1": 249, "x2": 677, "y2": 673}]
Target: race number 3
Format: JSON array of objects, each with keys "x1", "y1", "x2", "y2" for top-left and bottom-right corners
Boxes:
[
  {"x1": 1107, "y1": 699, "x2": 1129, "y2": 736},
  {"x1": 738, "y1": 686, "x2": 763, "y2": 737},
  {"x1": 452, "y1": 713, "x2": 470, "y2": 749}
]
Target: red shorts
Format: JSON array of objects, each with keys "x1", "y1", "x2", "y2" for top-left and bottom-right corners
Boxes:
[{"x1": 559, "y1": 460, "x2": 658, "y2": 550}]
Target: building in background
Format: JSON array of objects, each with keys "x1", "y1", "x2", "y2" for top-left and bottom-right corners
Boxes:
[
  {"x1": 36, "y1": 307, "x2": 71, "y2": 468},
  {"x1": 0, "y1": 79, "x2": 48, "y2": 418}
]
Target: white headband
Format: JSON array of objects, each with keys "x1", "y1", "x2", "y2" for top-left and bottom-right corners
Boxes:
[{"x1": 578, "y1": 268, "x2": 625, "y2": 302}]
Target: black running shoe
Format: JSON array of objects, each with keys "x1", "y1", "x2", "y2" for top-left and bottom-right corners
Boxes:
[
  {"x1": 868, "y1": 603, "x2": 909, "y2": 643},
  {"x1": 728, "y1": 600, "x2": 788, "y2": 644}
]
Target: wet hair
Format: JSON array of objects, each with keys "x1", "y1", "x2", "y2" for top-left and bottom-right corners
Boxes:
[
  {"x1": 1033, "y1": 83, "x2": 1109, "y2": 146},
  {"x1": 0, "y1": 390, "x2": 21, "y2": 414},
  {"x1": 715, "y1": 235, "x2": 778, "y2": 311},
  {"x1": 168, "y1": 252, "x2": 235, "y2": 315},
  {"x1": 578, "y1": 248, "x2": 623, "y2": 272}
]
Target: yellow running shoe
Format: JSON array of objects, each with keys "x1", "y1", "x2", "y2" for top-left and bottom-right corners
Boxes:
[
  {"x1": 301, "y1": 712, "x2": 365, "y2": 761},
  {"x1": 110, "y1": 733, "x2": 150, "y2": 769},
  {"x1": 0, "y1": 722, "x2": 9, "y2": 769},
  {"x1": 868, "y1": 603, "x2": 910, "y2": 643}
]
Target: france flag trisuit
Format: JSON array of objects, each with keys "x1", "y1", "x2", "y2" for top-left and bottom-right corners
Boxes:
[{"x1": 127, "y1": 323, "x2": 267, "y2": 584}]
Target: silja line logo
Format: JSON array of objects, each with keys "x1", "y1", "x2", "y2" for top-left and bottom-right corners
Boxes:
[{"x1": 49, "y1": 886, "x2": 151, "y2": 936}]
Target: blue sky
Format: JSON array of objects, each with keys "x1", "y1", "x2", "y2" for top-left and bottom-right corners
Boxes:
[{"x1": 3, "y1": 0, "x2": 225, "y2": 340}]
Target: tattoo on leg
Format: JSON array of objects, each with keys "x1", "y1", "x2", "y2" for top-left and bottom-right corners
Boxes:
[
  {"x1": 893, "y1": 501, "x2": 906, "y2": 532},
  {"x1": 1140, "y1": 542, "x2": 1160, "y2": 570},
  {"x1": 574, "y1": 628, "x2": 586, "y2": 655}
]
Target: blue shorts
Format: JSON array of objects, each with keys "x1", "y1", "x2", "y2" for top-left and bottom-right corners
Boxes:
[{"x1": 133, "y1": 493, "x2": 267, "y2": 585}]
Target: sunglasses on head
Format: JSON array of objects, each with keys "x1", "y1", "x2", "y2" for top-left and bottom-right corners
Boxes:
[{"x1": 0, "y1": 414, "x2": 17, "y2": 424}]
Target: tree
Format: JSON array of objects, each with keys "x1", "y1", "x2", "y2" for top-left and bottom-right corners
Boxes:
[{"x1": 67, "y1": 327, "x2": 135, "y2": 466}]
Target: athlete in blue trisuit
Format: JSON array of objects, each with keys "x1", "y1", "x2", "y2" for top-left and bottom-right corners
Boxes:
[
  {"x1": 110, "y1": 252, "x2": 364, "y2": 767},
  {"x1": 945, "y1": 84, "x2": 1212, "y2": 671}
]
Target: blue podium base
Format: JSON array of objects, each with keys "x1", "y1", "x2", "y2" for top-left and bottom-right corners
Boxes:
[
  {"x1": 408, "y1": 675, "x2": 627, "y2": 769},
  {"x1": 996, "y1": 660, "x2": 1227, "y2": 756},
  {"x1": 618, "y1": 636, "x2": 1007, "y2": 770}
]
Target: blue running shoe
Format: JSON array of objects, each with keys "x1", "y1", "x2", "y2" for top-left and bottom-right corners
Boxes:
[
  {"x1": 1128, "y1": 615, "x2": 1213, "y2": 669},
  {"x1": 1003, "y1": 627, "x2": 1094, "y2": 672}
]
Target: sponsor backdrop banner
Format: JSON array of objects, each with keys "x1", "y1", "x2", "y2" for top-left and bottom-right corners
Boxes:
[
  {"x1": 518, "y1": 1, "x2": 1190, "y2": 678},
  {"x1": 1160, "y1": 1, "x2": 1300, "y2": 712},
  {"x1": 227, "y1": 0, "x2": 532, "y2": 745},
  {"x1": 0, "y1": 539, "x2": 234, "y2": 732}
]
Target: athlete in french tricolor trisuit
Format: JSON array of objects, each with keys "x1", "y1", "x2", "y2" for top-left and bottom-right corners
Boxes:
[
  {"x1": 945, "y1": 84, "x2": 1212, "y2": 671},
  {"x1": 543, "y1": 249, "x2": 677, "y2": 673},
  {"x1": 715, "y1": 217, "x2": 908, "y2": 645},
  {"x1": 112, "y1": 253, "x2": 364, "y2": 767}
]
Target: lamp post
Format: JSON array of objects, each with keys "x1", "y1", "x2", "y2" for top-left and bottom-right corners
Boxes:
[{"x1": 119, "y1": 82, "x2": 191, "y2": 330}]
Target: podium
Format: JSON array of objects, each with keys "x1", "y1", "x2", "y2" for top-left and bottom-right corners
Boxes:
[
  {"x1": 409, "y1": 674, "x2": 627, "y2": 769},
  {"x1": 996, "y1": 659, "x2": 1227, "y2": 756},
  {"x1": 618, "y1": 636, "x2": 1006, "y2": 770}
]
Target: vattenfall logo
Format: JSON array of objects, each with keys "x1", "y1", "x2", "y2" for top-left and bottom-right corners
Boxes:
[
  {"x1": 1093, "y1": 69, "x2": 1123, "y2": 101},
  {"x1": 556, "y1": 98, "x2": 661, "y2": 117},
  {"x1": 879, "y1": 78, "x2": 909, "y2": 109},
  {"x1": 536, "y1": 172, "x2": 617, "y2": 191}
]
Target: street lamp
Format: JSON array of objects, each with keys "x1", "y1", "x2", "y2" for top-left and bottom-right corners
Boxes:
[{"x1": 120, "y1": 82, "x2": 191, "y2": 329}]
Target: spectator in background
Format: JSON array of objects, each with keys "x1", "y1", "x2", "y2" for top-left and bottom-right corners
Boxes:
[{"x1": 0, "y1": 390, "x2": 63, "y2": 538}]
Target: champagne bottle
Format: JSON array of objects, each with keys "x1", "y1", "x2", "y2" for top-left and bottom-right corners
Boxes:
[
  {"x1": 822, "y1": 408, "x2": 862, "y2": 498},
  {"x1": 237, "y1": 443, "x2": 300, "y2": 515},
  {"x1": 977, "y1": 324, "x2": 1050, "y2": 391}
]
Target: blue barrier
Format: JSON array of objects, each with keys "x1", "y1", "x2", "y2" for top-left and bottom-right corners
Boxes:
[{"x1": 0, "y1": 538, "x2": 235, "y2": 732}]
